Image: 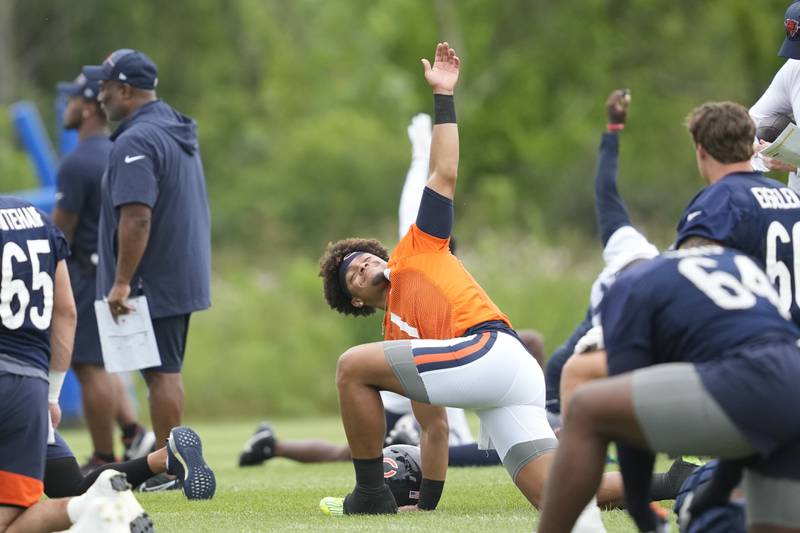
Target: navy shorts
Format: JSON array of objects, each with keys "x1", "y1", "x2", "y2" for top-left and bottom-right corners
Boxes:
[
  {"x1": 47, "y1": 431, "x2": 75, "y2": 461},
  {"x1": 0, "y1": 373, "x2": 48, "y2": 508},
  {"x1": 142, "y1": 314, "x2": 191, "y2": 373},
  {"x1": 697, "y1": 341, "x2": 800, "y2": 460},
  {"x1": 70, "y1": 271, "x2": 103, "y2": 365}
]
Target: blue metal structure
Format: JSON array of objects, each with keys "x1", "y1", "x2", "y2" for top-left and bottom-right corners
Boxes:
[{"x1": 5, "y1": 100, "x2": 82, "y2": 420}]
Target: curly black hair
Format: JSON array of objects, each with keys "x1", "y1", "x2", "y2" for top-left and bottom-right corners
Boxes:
[{"x1": 318, "y1": 238, "x2": 389, "y2": 316}]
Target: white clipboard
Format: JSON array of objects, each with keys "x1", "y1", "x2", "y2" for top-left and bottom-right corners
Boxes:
[{"x1": 94, "y1": 296, "x2": 161, "y2": 372}]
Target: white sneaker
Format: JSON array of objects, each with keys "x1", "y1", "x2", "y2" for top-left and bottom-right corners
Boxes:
[
  {"x1": 67, "y1": 469, "x2": 153, "y2": 532},
  {"x1": 572, "y1": 497, "x2": 607, "y2": 533},
  {"x1": 68, "y1": 496, "x2": 154, "y2": 533},
  {"x1": 125, "y1": 429, "x2": 157, "y2": 461}
]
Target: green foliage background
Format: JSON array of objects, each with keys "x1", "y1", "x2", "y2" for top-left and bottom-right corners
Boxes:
[{"x1": 0, "y1": 0, "x2": 791, "y2": 416}]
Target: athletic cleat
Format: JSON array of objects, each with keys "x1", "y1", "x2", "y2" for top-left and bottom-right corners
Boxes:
[
  {"x1": 572, "y1": 497, "x2": 607, "y2": 533},
  {"x1": 136, "y1": 472, "x2": 182, "y2": 492},
  {"x1": 319, "y1": 496, "x2": 345, "y2": 517},
  {"x1": 238, "y1": 422, "x2": 276, "y2": 466},
  {"x1": 166, "y1": 426, "x2": 216, "y2": 500},
  {"x1": 68, "y1": 496, "x2": 154, "y2": 533},
  {"x1": 680, "y1": 455, "x2": 710, "y2": 466},
  {"x1": 67, "y1": 470, "x2": 153, "y2": 532},
  {"x1": 123, "y1": 426, "x2": 157, "y2": 461}
]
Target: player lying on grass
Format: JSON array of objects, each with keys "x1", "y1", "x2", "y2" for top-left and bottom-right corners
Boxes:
[
  {"x1": 315, "y1": 43, "x2": 633, "y2": 524},
  {"x1": 538, "y1": 245, "x2": 800, "y2": 533},
  {"x1": 44, "y1": 426, "x2": 215, "y2": 500},
  {"x1": 239, "y1": 417, "x2": 503, "y2": 468}
]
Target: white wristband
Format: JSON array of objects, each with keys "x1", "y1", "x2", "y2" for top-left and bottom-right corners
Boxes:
[{"x1": 49, "y1": 371, "x2": 66, "y2": 403}]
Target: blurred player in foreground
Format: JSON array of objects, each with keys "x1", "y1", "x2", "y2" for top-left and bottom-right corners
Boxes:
[
  {"x1": 538, "y1": 245, "x2": 800, "y2": 533},
  {"x1": 0, "y1": 195, "x2": 152, "y2": 532}
]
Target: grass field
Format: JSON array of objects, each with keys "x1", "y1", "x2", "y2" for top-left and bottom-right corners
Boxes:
[{"x1": 60, "y1": 416, "x2": 676, "y2": 532}]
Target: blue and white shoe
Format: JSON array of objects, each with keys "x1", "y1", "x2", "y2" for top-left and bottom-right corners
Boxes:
[{"x1": 166, "y1": 426, "x2": 216, "y2": 500}]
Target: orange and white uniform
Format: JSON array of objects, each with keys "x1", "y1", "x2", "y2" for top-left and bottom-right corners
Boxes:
[{"x1": 382, "y1": 188, "x2": 557, "y2": 480}]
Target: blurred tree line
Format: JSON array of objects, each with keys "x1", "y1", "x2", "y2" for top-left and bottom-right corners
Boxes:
[
  {"x1": 1, "y1": 0, "x2": 794, "y2": 415},
  {"x1": 1, "y1": 0, "x2": 789, "y2": 253}
]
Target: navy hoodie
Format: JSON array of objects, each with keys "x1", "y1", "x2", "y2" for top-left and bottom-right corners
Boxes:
[{"x1": 97, "y1": 100, "x2": 211, "y2": 318}]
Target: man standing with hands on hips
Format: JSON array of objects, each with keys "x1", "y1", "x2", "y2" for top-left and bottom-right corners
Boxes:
[{"x1": 83, "y1": 49, "x2": 212, "y2": 490}]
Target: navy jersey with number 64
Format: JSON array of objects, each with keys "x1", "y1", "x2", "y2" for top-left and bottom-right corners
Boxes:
[
  {"x1": 676, "y1": 171, "x2": 800, "y2": 324},
  {"x1": 601, "y1": 246, "x2": 800, "y2": 376},
  {"x1": 0, "y1": 197, "x2": 70, "y2": 375}
]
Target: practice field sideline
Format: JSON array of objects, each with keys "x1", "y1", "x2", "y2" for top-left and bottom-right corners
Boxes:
[{"x1": 59, "y1": 417, "x2": 675, "y2": 532}]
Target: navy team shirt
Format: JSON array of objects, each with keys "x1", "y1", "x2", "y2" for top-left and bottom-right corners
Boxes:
[
  {"x1": 97, "y1": 100, "x2": 211, "y2": 318},
  {"x1": 603, "y1": 247, "x2": 799, "y2": 374},
  {"x1": 0, "y1": 197, "x2": 70, "y2": 378},
  {"x1": 55, "y1": 135, "x2": 111, "y2": 263},
  {"x1": 676, "y1": 171, "x2": 800, "y2": 324}
]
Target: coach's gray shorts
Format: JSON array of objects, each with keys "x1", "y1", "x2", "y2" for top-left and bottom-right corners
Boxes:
[{"x1": 631, "y1": 363, "x2": 755, "y2": 458}]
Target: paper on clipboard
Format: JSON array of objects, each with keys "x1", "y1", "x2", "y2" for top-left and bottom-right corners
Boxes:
[
  {"x1": 94, "y1": 296, "x2": 161, "y2": 373},
  {"x1": 759, "y1": 123, "x2": 800, "y2": 167}
]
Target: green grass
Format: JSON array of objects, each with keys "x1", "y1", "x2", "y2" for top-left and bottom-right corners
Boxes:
[{"x1": 60, "y1": 417, "x2": 674, "y2": 532}]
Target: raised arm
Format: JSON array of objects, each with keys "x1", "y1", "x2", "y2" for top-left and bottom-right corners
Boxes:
[
  {"x1": 595, "y1": 89, "x2": 633, "y2": 246},
  {"x1": 422, "y1": 42, "x2": 460, "y2": 201}
]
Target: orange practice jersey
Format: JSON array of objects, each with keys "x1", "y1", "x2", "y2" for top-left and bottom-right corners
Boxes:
[{"x1": 382, "y1": 224, "x2": 511, "y2": 340}]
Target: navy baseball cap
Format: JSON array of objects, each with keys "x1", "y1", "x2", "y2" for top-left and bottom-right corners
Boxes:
[
  {"x1": 56, "y1": 74, "x2": 101, "y2": 100},
  {"x1": 779, "y1": 1, "x2": 800, "y2": 59},
  {"x1": 82, "y1": 49, "x2": 158, "y2": 90}
]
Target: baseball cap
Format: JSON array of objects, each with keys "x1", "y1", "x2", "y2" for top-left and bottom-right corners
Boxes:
[
  {"x1": 56, "y1": 74, "x2": 101, "y2": 101},
  {"x1": 779, "y1": 1, "x2": 800, "y2": 59},
  {"x1": 82, "y1": 49, "x2": 158, "y2": 90}
]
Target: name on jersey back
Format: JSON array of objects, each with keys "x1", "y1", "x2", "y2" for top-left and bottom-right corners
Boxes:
[
  {"x1": 0, "y1": 206, "x2": 45, "y2": 231},
  {"x1": 751, "y1": 186, "x2": 800, "y2": 210}
]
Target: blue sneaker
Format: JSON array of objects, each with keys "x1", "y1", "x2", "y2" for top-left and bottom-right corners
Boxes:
[{"x1": 166, "y1": 426, "x2": 216, "y2": 500}]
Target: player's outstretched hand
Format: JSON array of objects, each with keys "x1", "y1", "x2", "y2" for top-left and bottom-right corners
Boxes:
[
  {"x1": 421, "y1": 42, "x2": 460, "y2": 95},
  {"x1": 606, "y1": 89, "x2": 631, "y2": 125}
]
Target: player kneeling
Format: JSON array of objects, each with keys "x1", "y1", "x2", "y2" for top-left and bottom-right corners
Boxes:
[{"x1": 538, "y1": 246, "x2": 800, "y2": 533}]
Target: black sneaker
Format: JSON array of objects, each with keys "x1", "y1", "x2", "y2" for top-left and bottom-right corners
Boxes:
[
  {"x1": 136, "y1": 472, "x2": 182, "y2": 493},
  {"x1": 238, "y1": 422, "x2": 276, "y2": 467},
  {"x1": 79, "y1": 454, "x2": 115, "y2": 477}
]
